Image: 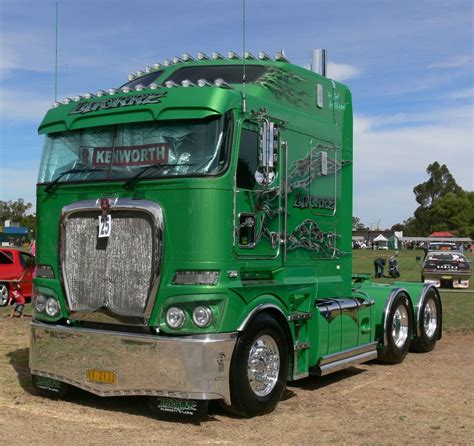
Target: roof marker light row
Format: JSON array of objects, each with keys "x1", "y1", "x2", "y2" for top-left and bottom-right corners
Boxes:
[
  {"x1": 127, "y1": 51, "x2": 290, "y2": 81},
  {"x1": 51, "y1": 83, "x2": 161, "y2": 108}
]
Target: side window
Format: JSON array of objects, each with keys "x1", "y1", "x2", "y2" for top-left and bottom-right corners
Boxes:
[
  {"x1": 20, "y1": 253, "x2": 34, "y2": 267},
  {"x1": 0, "y1": 251, "x2": 13, "y2": 265},
  {"x1": 237, "y1": 129, "x2": 258, "y2": 190}
]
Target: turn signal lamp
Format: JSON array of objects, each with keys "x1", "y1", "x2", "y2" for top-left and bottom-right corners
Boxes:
[
  {"x1": 35, "y1": 265, "x2": 55, "y2": 279},
  {"x1": 173, "y1": 271, "x2": 220, "y2": 286}
]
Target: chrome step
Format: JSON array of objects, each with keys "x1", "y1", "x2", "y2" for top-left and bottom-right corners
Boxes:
[{"x1": 311, "y1": 342, "x2": 378, "y2": 376}]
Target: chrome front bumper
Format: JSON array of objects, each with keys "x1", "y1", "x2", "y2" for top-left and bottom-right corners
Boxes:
[{"x1": 30, "y1": 321, "x2": 237, "y2": 404}]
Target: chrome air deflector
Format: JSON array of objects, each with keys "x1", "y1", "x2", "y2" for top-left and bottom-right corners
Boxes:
[{"x1": 60, "y1": 199, "x2": 163, "y2": 325}]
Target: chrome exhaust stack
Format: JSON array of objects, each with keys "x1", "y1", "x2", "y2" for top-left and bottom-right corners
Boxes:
[{"x1": 311, "y1": 48, "x2": 327, "y2": 77}]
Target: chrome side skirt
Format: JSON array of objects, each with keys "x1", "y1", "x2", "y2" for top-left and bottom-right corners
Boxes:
[{"x1": 311, "y1": 342, "x2": 378, "y2": 376}]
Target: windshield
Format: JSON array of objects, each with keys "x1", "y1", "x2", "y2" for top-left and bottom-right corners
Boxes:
[
  {"x1": 38, "y1": 115, "x2": 228, "y2": 185},
  {"x1": 426, "y1": 252, "x2": 467, "y2": 262}
]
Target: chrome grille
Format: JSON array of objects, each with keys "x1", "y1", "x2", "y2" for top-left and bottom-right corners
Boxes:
[{"x1": 61, "y1": 200, "x2": 163, "y2": 322}]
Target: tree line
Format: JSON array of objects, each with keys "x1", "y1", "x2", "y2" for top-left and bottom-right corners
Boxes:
[
  {"x1": 355, "y1": 162, "x2": 473, "y2": 238},
  {"x1": 0, "y1": 199, "x2": 36, "y2": 236}
]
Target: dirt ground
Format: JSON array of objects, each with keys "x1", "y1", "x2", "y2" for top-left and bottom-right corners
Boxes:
[{"x1": 1, "y1": 316, "x2": 473, "y2": 445}]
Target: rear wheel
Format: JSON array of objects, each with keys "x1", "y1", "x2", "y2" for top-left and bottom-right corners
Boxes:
[
  {"x1": 411, "y1": 288, "x2": 441, "y2": 353},
  {"x1": 223, "y1": 313, "x2": 289, "y2": 417},
  {"x1": 0, "y1": 283, "x2": 9, "y2": 306},
  {"x1": 378, "y1": 292, "x2": 413, "y2": 364}
]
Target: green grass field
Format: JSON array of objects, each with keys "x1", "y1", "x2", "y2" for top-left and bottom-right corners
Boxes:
[
  {"x1": 2, "y1": 249, "x2": 472, "y2": 331},
  {"x1": 353, "y1": 248, "x2": 474, "y2": 332}
]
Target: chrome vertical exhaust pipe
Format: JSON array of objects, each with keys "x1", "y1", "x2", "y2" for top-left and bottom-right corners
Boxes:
[{"x1": 311, "y1": 48, "x2": 327, "y2": 77}]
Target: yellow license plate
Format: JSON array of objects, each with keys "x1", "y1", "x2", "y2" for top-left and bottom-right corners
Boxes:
[
  {"x1": 441, "y1": 275, "x2": 452, "y2": 280},
  {"x1": 86, "y1": 368, "x2": 116, "y2": 385}
]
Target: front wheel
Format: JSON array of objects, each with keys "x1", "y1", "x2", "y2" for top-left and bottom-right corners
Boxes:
[
  {"x1": 0, "y1": 283, "x2": 9, "y2": 306},
  {"x1": 224, "y1": 313, "x2": 289, "y2": 417},
  {"x1": 411, "y1": 288, "x2": 441, "y2": 353},
  {"x1": 378, "y1": 292, "x2": 413, "y2": 364}
]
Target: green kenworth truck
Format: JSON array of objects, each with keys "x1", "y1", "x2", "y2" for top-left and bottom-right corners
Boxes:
[{"x1": 30, "y1": 50, "x2": 442, "y2": 418}]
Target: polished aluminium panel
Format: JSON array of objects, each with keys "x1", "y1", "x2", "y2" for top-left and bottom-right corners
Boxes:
[
  {"x1": 60, "y1": 199, "x2": 163, "y2": 324},
  {"x1": 30, "y1": 321, "x2": 237, "y2": 404}
]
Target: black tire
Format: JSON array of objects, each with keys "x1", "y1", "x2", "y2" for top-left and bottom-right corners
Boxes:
[
  {"x1": 223, "y1": 313, "x2": 289, "y2": 417},
  {"x1": 378, "y1": 292, "x2": 413, "y2": 364},
  {"x1": 32, "y1": 374, "x2": 70, "y2": 398},
  {"x1": 0, "y1": 283, "x2": 9, "y2": 307},
  {"x1": 411, "y1": 287, "x2": 441, "y2": 353}
]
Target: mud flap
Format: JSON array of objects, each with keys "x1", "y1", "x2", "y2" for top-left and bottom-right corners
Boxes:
[
  {"x1": 148, "y1": 397, "x2": 209, "y2": 421},
  {"x1": 32, "y1": 374, "x2": 70, "y2": 398}
]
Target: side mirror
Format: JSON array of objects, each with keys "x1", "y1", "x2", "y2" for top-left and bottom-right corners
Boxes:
[{"x1": 255, "y1": 120, "x2": 277, "y2": 186}]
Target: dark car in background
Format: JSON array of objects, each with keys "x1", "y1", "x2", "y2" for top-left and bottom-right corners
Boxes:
[
  {"x1": 0, "y1": 248, "x2": 35, "y2": 306},
  {"x1": 422, "y1": 251, "x2": 472, "y2": 289}
]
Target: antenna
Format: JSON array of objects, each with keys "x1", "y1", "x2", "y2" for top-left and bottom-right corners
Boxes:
[
  {"x1": 242, "y1": 0, "x2": 247, "y2": 113},
  {"x1": 54, "y1": 2, "x2": 59, "y2": 101}
]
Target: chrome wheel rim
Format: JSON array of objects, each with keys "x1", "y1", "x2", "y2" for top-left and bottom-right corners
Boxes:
[
  {"x1": 423, "y1": 298, "x2": 438, "y2": 338},
  {"x1": 392, "y1": 304, "x2": 409, "y2": 348},
  {"x1": 247, "y1": 334, "x2": 280, "y2": 397},
  {"x1": 0, "y1": 284, "x2": 8, "y2": 306}
]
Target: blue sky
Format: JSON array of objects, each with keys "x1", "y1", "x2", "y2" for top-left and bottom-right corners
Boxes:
[{"x1": 0, "y1": 0, "x2": 472, "y2": 228}]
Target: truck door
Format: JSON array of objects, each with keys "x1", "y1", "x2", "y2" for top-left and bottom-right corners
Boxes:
[{"x1": 234, "y1": 120, "x2": 283, "y2": 260}]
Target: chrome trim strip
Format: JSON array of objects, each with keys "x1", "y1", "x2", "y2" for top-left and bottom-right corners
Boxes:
[
  {"x1": 319, "y1": 341, "x2": 378, "y2": 366},
  {"x1": 283, "y1": 140, "x2": 288, "y2": 262},
  {"x1": 30, "y1": 322, "x2": 237, "y2": 404},
  {"x1": 237, "y1": 303, "x2": 287, "y2": 332},
  {"x1": 59, "y1": 198, "x2": 164, "y2": 325},
  {"x1": 317, "y1": 350, "x2": 378, "y2": 376}
]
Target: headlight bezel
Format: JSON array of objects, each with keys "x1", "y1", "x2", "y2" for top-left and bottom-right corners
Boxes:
[
  {"x1": 192, "y1": 305, "x2": 213, "y2": 328},
  {"x1": 165, "y1": 307, "x2": 186, "y2": 329},
  {"x1": 45, "y1": 297, "x2": 60, "y2": 317},
  {"x1": 34, "y1": 293, "x2": 48, "y2": 313}
]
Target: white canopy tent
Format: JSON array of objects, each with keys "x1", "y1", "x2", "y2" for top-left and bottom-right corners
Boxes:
[{"x1": 373, "y1": 234, "x2": 388, "y2": 250}]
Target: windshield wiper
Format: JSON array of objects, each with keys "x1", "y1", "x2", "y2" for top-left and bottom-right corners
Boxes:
[
  {"x1": 44, "y1": 167, "x2": 105, "y2": 193},
  {"x1": 124, "y1": 163, "x2": 194, "y2": 189}
]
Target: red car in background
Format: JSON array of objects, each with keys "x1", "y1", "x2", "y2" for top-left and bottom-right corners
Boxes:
[{"x1": 0, "y1": 248, "x2": 35, "y2": 306}]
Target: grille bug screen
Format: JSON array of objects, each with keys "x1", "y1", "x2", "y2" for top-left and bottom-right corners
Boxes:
[{"x1": 63, "y1": 211, "x2": 154, "y2": 317}]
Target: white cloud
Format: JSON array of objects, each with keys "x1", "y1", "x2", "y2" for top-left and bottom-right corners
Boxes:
[
  {"x1": 303, "y1": 61, "x2": 360, "y2": 82},
  {"x1": 429, "y1": 55, "x2": 473, "y2": 69},
  {"x1": 327, "y1": 62, "x2": 360, "y2": 82},
  {"x1": 0, "y1": 167, "x2": 37, "y2": 211},
  {"x1": 0, "y1": 88, "x2": 52, "y2": 121},
  {"x1": 443, "y1": 88, "x2": 474, "y2": 100},
  {"x1": 353, "y1": 106, "x2": 474, "y2": 227}
]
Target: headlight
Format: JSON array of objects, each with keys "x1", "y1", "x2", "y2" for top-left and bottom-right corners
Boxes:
[
  {"x1": 166, "y1": 307, "x2": 185, "y2": 329},
  {"x1": 173, "y1": 271, "x2": 220, "y2": 286},
  {"x1": 192, "y1": 306, "x2": 213, "y2": 328},
  {"x1": 34, "y1": 294, "x2": 48, "y2": 312},
  {"x1": 45, "y1": 298, "x2": 60, "y2": 317}
]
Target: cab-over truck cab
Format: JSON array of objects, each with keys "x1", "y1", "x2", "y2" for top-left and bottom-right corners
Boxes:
[{"x1": 30, "y1": 51, "x2": 442, "y2": 418}]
